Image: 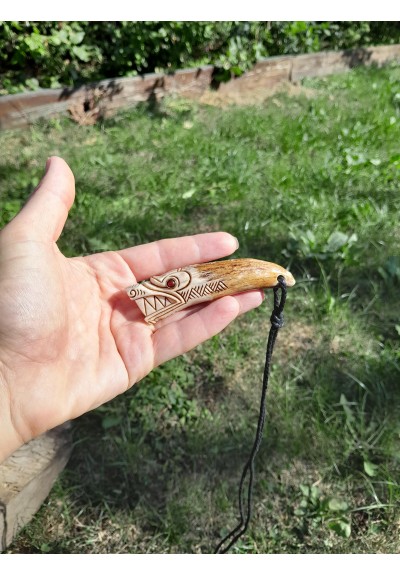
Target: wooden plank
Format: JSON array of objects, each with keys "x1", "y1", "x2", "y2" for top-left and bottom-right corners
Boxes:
[
  {"x1": 1, "y1": 45, "x2": 400, "y2": 130},
  {"x1": 291, "y1": 44, "x2": 400, "y2": 82},
  {"x1": 217, "y1": 56, "x2": 291, "y2": 95},
  {"x1": 291, "y1": 51, "x2": 349, "y2": 81},
  {"x1": 163, "y1": 66, "x2": 214, "y2": 97},
  {"x1": 367, "y1": 44, "x2": 400, "y2": 65},
  {"x1": 0, "y1": 424, "x2": 72, "y2": 551},
  {"x1": 0, "y1": 67, "x2": 214, "y2": 130}
]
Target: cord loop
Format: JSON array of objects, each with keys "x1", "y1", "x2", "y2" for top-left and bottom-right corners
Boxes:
[{"x1": 215, "y1": 275, "x2": 288, "y2": 554}]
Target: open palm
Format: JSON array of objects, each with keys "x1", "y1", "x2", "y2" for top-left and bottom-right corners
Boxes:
[{"x1": 0, "y1": 157, "x2": 262, "y2": 461}]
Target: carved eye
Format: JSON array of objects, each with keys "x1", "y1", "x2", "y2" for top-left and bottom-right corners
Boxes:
[{"x1": 149, "y1": 270, "x2": 191, "y2": 290}]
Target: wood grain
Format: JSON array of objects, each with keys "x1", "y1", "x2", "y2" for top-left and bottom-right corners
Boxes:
[
  {"x1": 1, "y1": 45, "x2": 399, "y2": 130},
  {"x1": 0, "y1": 424, "x2": 72, "y2": 551}
]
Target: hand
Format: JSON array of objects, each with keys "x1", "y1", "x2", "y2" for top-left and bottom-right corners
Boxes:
[{"x1": 0, "y1": 157, "x2": 263, "y2": 462}]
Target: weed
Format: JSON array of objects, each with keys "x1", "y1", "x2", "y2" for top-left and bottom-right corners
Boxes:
[{"x1": 1, "y1": 64, "x2": 399, "y2": 554}]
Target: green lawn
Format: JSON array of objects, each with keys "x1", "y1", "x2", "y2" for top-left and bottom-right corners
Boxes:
[{"x1": 1, "y1": 63, "x2": 400, "y2": 553}]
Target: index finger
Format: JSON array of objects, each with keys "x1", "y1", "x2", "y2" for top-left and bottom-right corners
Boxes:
[{"x1": 117, "y1": 232, "x2": 239, "y2": 282}]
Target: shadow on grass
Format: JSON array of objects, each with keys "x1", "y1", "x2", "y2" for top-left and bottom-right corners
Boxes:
[{"x1": 61, "y1": 332, "x2": 400, "y2": 524}]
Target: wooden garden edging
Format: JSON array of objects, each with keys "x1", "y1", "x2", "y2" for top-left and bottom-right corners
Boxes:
[
  {"x1": 1, "y1": 40, "x2": 400, "y2": 552},
  {"x1": 1, "y1": 44, "x2": 400, "y2": 130},
  {"x1": 0, "y1": 424, "x2": 72, "y2": 552}
]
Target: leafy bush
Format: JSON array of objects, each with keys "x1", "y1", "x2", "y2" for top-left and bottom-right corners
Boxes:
[{"x1": 1, "y1": 21, "x2": 400, "y2": 94}]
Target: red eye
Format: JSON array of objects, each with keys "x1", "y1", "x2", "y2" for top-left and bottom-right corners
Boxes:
[{"x1": 166, "y1": 278, "x2": 176, "y2": 289}]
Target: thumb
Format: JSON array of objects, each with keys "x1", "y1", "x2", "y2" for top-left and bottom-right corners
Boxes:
[{"x1": 13, "y1": 156, "x2": 75, "y2": 242}]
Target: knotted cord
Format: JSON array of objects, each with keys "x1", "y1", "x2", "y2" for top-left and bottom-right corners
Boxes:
[{"x1": 215, "y1": 275, "x2": 287, "y2": 554}]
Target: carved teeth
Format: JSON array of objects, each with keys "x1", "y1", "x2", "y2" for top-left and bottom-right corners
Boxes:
[
  {"x1": 127, "y1": 258, "x2": 295, "y2": 325},
  {"x1": 154, "y1": 296, "x2": 166, "y2": 310},
  {"x1": 146, "y1": 296, "x2": 156, "y2": 310},
  {"x1": 136, "y1": 294, "x2": 172, "y2": 316}
]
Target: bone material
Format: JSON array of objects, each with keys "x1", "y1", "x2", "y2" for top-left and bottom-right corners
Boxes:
[{"x1": 126, "y1": 258, "x2": 295, "y2": 324}]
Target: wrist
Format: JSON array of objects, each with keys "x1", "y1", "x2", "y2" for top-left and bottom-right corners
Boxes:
[{"x1": 0, "y1": 362, "x2": 23, "y2": 464}]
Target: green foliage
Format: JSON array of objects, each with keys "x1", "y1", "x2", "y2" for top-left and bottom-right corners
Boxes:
[
  {"x1": 0, "y1": 21, "x2": 102, "y2": 93},
  {"x1": 1, "y1": 65, "x2": 400, "y2": 553},
  {"x1": 379, "y1": 256, "x2": 400, "y2": 284},
  {"x1": 127, "y1": 359, "x2": 211, "y2": 433},
  {"x1": 284, "y1": 229, "x2": 359, "y2": 264},
  {"x1": 295, "y1": 484, "x2": 351, "y2": 539},
  {"x1": 1, "y1": 21, "x2": 400, "y2": 94}
]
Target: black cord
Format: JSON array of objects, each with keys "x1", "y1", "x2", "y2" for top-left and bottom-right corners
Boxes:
[{"x1": 215, "y1": 275, "x2": 287, "y2": 554}]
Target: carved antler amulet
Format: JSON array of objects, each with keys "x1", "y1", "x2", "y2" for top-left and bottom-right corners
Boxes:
[{"x1": 126, "y1": 258, "x2": 295, "y2": 324}]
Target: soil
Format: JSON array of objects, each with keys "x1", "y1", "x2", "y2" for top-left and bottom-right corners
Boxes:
[{"x1": 199, "y1": 81, "x2": 318, "y2": 108}]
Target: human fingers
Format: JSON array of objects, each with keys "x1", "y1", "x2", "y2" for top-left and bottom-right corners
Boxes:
[
  {"x1": 117, "y1": 232, "x2": 239, "y2": 282},
  {"x1": 9, "y1": 156, "x2": 75, "y2": 242}
]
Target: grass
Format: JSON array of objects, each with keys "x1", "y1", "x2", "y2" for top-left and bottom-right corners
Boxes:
[{"x1": 1, "y1": 63, "x2": 400, "y2": 553}]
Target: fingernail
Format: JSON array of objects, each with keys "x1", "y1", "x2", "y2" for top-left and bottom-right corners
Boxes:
[{"x1": 233, "y1": 236, "x2": 239, "y2": 250}]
